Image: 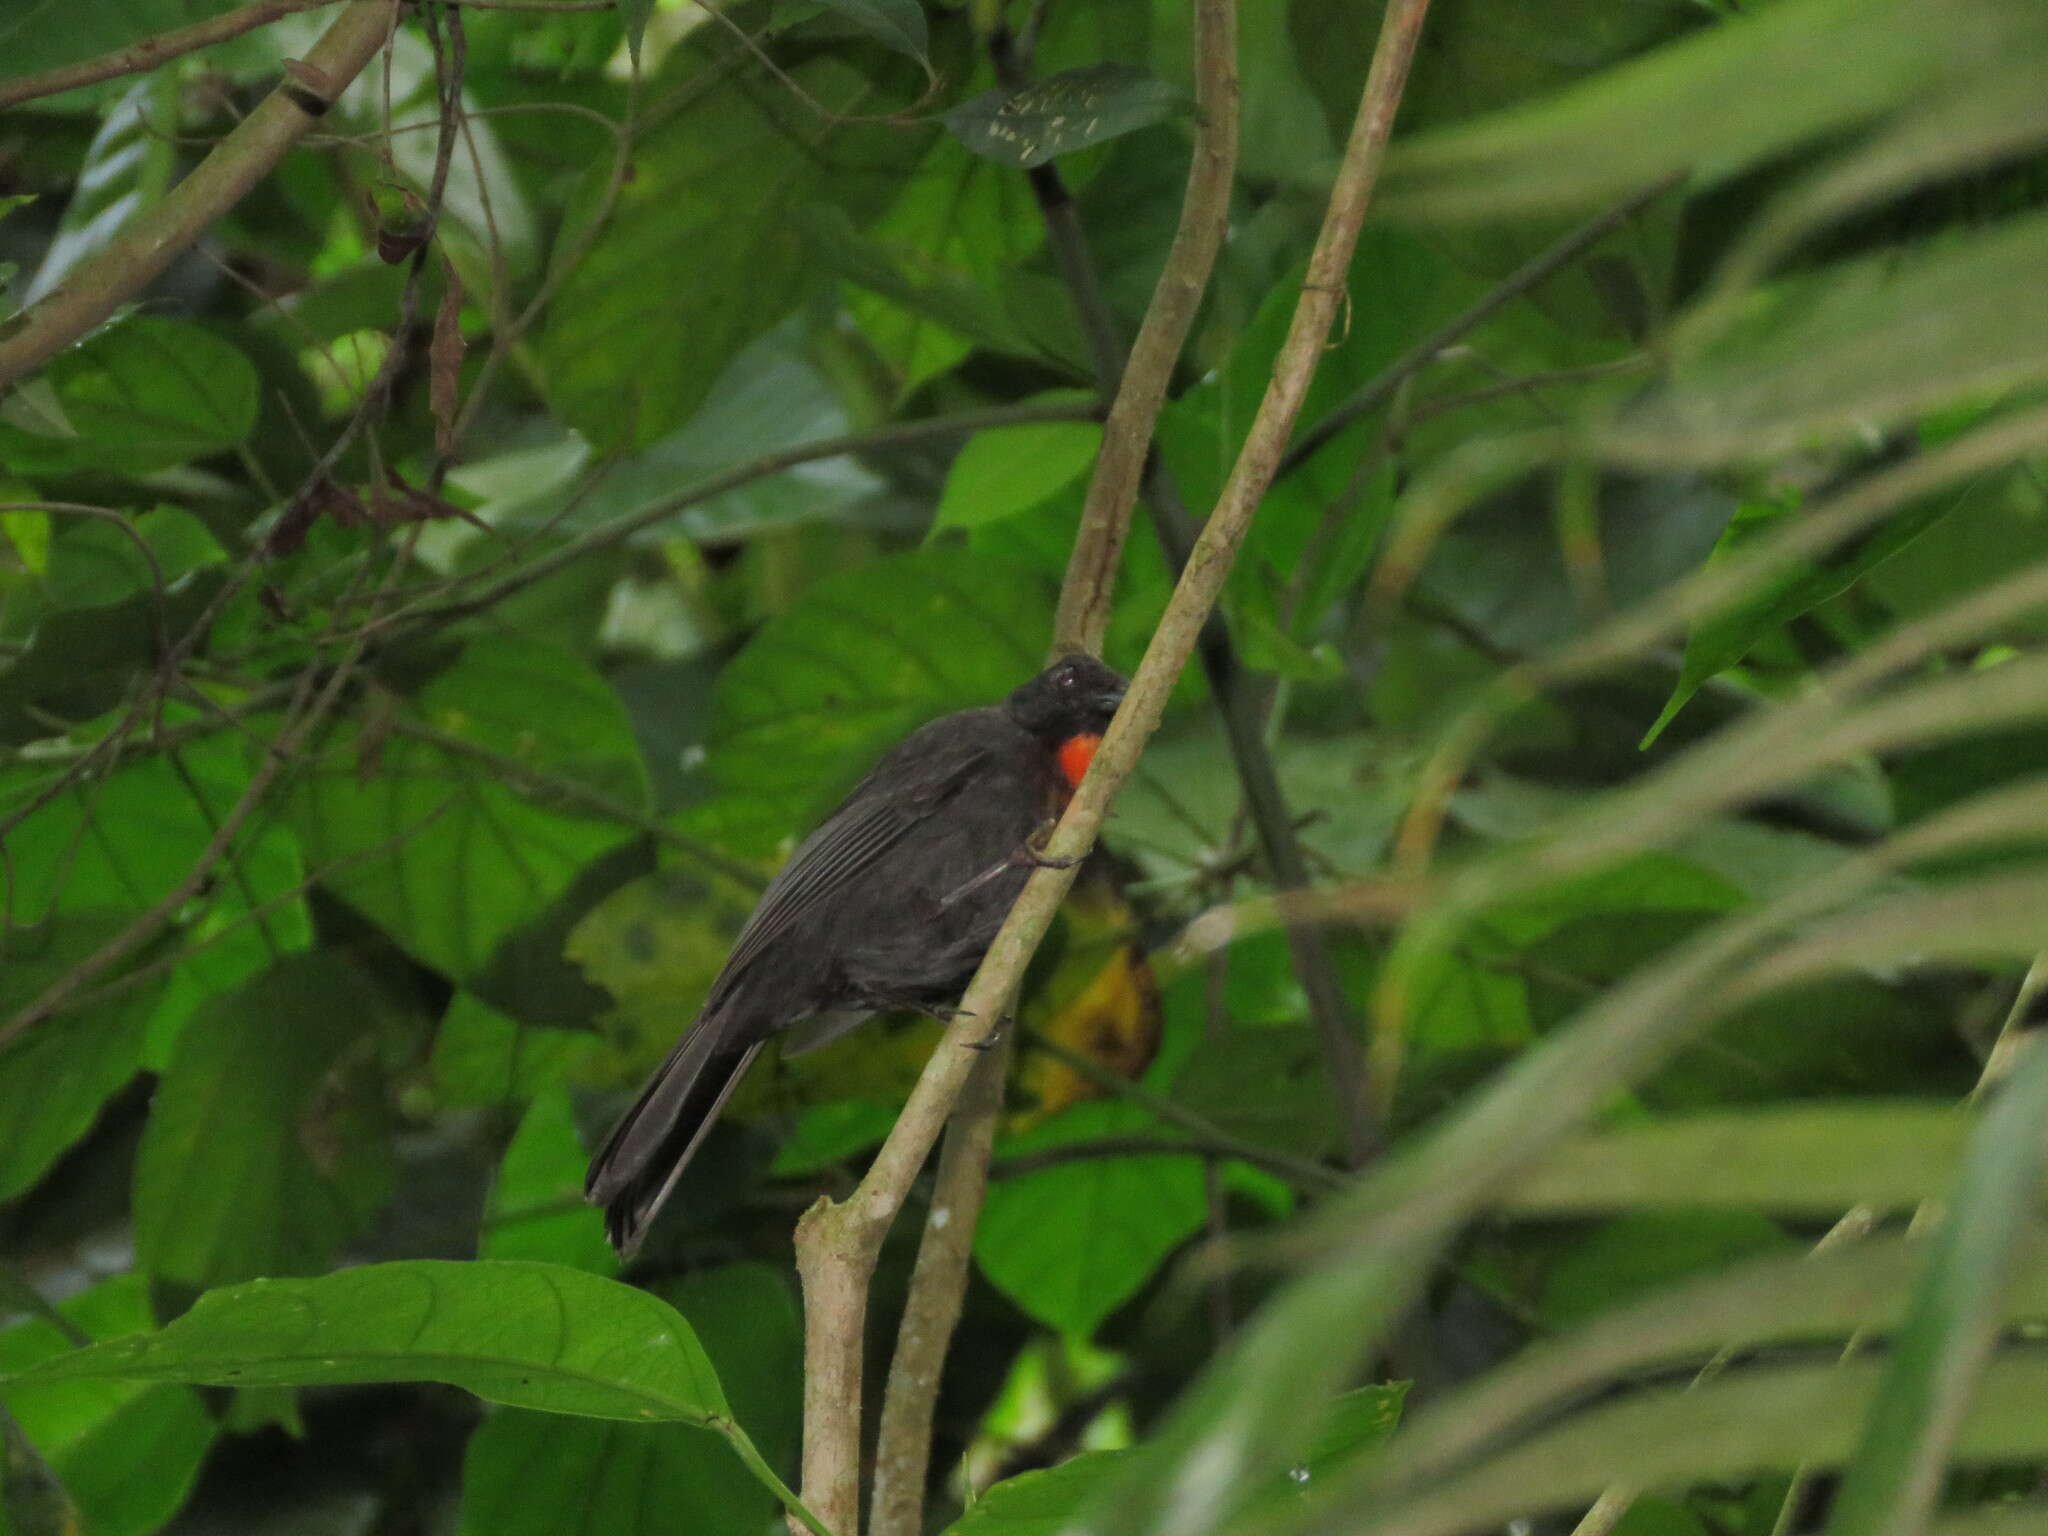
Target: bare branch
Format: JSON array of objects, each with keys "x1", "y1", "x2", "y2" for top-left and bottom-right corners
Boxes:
[
  {"x1": 1051, "y1": 0, "x2": 1240, "y2": 657},
  {"x1": 790, "y1": 5, "x2": 1432, "y2": 1528}
]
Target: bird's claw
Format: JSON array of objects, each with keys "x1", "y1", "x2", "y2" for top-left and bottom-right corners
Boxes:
[{"x1": 961, "y1": 1013, "x2": 1012, "y2": 1051}]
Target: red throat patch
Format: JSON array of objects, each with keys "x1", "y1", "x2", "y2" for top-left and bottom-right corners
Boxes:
[{"x1": 1056, "y1": 733, "x2": 1101, "y2": 790}]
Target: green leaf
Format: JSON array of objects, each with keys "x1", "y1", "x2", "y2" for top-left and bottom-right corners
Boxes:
[
  {"x1": 0, "y1": 1275, "x2": 214, "y2": 1536},
  {"x1": 134, "y1": 953, "x2": 395, "y2": 1288},
  {"x1": 934, "y1": 400, "x2": 1101, "y2": 531},
  {"x1": 293, "y1": 639, "x2": 643, "y2": 979},
  {"x1": 801, "y1": 205, "x2": 1077, "y2": 375},
  {"x1": 811, "y1": 0, "x2": 928, "y2": 63},
  {"x1": 43, "y1": 506, "x2": 225, "y2": 611},
  {"x1": 679, "y1": 549, "x2": 1052, "y2": 856},
  {"x1": 456, "y1": 1262, "x2": 801, "y2": 1536},
  {"x1": 834, "y1": 131, "x2": 1055, "y2": 393},
  {"x1": 0, "y1": 912, "x2": 165, "y2": 1204},
  {"x1": 481, "y1": 1086, "x2": 618, "y2": 1275},
  {"x1": 1826, "y1": 1025, "x2": 2048, "y2": 1535},
  {"x1": 567, "y1": 866, "x2": 756, "y2": 1066},
  {"x1": 541, "y1": 45, "x2": 926, "y2": 451},
  {"x1": 978, "y1": 1103, "x2": 1207, "y2": 1338},
  {"x1": 612, "y1": 0, "x2": 652, "y2": 64},
  {"x1": 431, "y1": 991, "x2": 593, "y2": 1107},
  {"x1": 0, "y1": 0, "x2": 242, "y2": 89},
  {"x1": 1499, "y1": 1102, "x2": 1973, "y2": 1216},
  {"x1": 0, "y1": 317, "x2": 258, "y2": 476},
  {"x1": 0, "y1": 725, "x2": 311, "y2": 1056},
  {"x1": 943, "y1": 64, "x2": 1179, "y2": 169},
  {"x1": 6, "y1": 1260, "x2": 731, "y2": 1424},
  {"x1": 1172, "y1": 1026, "x2": 1339, "y2": 1161},
  {"x1": 1642, "y1": 485, "x2": 1961, "y2": 746}
]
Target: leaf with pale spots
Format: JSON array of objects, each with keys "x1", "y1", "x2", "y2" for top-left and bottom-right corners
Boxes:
[{"x1": 943, "y1": 64, "x2": 1180, "y2": 170}]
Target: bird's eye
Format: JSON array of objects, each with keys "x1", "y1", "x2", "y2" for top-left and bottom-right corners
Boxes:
[{"x1": 1056, "y1": 667, "x2": 1077, "y2": 688}]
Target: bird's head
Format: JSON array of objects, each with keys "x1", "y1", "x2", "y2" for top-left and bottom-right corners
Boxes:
[{"x1": 1004, "y1": 654, "x2": 1128, "y2": 767}]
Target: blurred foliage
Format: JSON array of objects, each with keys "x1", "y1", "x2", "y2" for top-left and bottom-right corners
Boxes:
[{"x1": 1, "y1": 0, "x2": 2047, "y2": 1533}]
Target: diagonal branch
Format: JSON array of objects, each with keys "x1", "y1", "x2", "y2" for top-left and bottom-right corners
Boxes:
[
  {"x1": 0, "y1": 0, "x2": 342, "y2": 111},
  {"x1": 869, "y1": 9, "x2": 1241, "y2": 1533},
  {"x1": 790, "y1": 4, "x2": 1430, "y2": 1529},
  {"x1": 0, "y1": 0, "x2": 399, "y2": 392}
]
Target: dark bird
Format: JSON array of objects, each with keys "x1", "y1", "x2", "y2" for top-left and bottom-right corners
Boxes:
[{"x1": 586, "y1": 652, "x2": 1128, "y2": 1256}]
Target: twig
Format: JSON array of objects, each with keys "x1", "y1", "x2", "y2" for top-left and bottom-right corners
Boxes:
[
  {"x1": 0, "y1": 0, "x2": 400, "y2": 391},
  {"x1": 868, "y1": 1036, "x2": 1013, "y2": 1536},
  {"x1": 868, "y1": 12, "x2": 1242, "y2": 1532},
  {"x1": 1049, "y1": 0, "x2": 1240, "y2": 657},
  {"x1": 1276, "y1": 173, "x2": 1684, "y2": 479},
  {"x1": 789, "y1": 4, "x2": 1429, "y2": 1528},
  {"x1": 0, "y1": 0, "x2": 343, "y2": 110}
]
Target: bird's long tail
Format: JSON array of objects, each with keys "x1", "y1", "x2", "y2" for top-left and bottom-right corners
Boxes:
[{"x1": 584, "y1": 1017, "x2": 762, "y2": 1257}]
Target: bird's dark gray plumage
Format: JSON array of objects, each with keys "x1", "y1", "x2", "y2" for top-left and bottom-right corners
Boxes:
[{"x1": 585, "y1": 652, "x2": 1126, "y2": 1256}]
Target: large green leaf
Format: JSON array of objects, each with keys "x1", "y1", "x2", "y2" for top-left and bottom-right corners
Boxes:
[
  {"x1": 480, "y1": 1086, "x2": 617, "y2": 1275},
  {"x1": 455, "y1": 1262, "x2": 801, "y2": 1536},
  {"x1": 0, "y1": 725, "x2": 311, "y2": 1059},
  {"x1": 292, "y1": 638, "x2": 644, "y2": 979},
  {"x1": 0, "y1": 912, "x2": 165, "y2": 1203},
  {"x1": 0, "y1": 0, "x2": 240, "y2": 88},
  {"x1": 832, "y1": 131, "x2": 1057, "y2": 393},
  {"x1": 0, "y1": 317, "x2": 258, "y2": 476},
  {"x1": 679, "y1": 548, "x2": 1052, "y2": 857},
  {"x1": 0, "y1": 1275, "x2": 214, "y2": 1536},
  {"x1": 978, "y1": 1103, "x2": 1207, "y2": 1338},
  {"x1": 934, "y1": 399, "x2": 1101, "y2": 532},
  {"x1": 134, "y1": 952, "x2": 394, "y2": 1288},
  {"x1": 6, "y1": 1261, "x2": 731, "y2": 1424},
  {"x1": 540, "y1": 44, "x2": 927, "y2": 451}
]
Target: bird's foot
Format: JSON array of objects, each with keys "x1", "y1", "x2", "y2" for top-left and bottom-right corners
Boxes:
[
  {"x1": 1019, "y1": 819, "x2": 1079, "y2": 870},
  {"x1": 961, "y1": 1013, "x2": 1014, "y2": 1051}
]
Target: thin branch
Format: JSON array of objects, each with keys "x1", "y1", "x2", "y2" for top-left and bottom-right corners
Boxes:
[
  {"x1": 1049, "y1": 0, "x2": 1239, "y2": 655},
  {"x1": 790, "y1": 6, "x2": 1429, "y2": 1529},
  {"x1": 0, "y1": 0, "x2": 343, "y2": 110},
  {"x1": 868, "y1": 1036, "x2": 1013, "y2": 1536},
  {"x1": 0, "y1": 0, "x2": 400, "y2": 391},
  {"x1": 868, "y1": 11, "x2": 1242, "y2": 1533},
  {"x1": 1276, "y1": 172, "x2": 1684, "y2": 479}
]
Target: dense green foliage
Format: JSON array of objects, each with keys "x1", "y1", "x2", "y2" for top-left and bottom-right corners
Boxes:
[{"x1": 2, "y1": 0, "x2": 2048, "y2": 1533}]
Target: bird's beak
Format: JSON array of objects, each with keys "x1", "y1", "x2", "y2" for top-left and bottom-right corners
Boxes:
[{"x1": 1093, "y1": 683, "x2": 1127, "y2": 717}]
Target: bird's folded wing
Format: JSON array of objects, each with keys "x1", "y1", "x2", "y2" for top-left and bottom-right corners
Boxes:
[{"x1": 709, "y1": 738, "x2": 992, "y2": 991}]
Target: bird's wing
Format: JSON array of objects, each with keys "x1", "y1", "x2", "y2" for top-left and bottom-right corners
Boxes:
[{"x1": 709, "y1": 726, "x2": 997, "y2": 994}]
